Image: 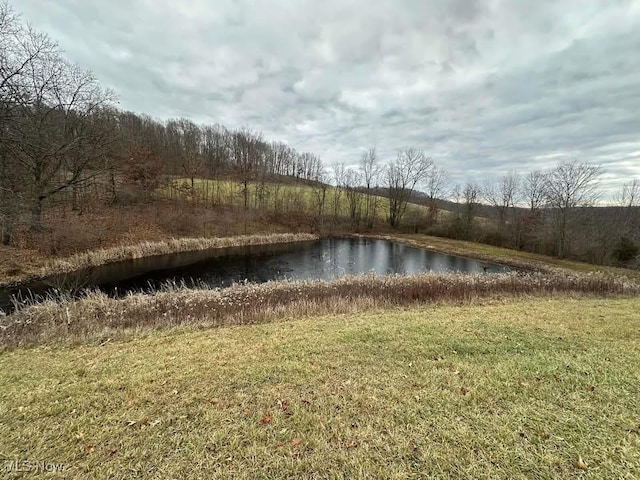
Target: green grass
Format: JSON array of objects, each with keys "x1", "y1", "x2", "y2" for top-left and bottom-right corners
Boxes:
[
  {"x1": 389, "y1": 234, "x2": 640, "y2": 280},
  {"x1": 2, "y1": 297, "x2": 639, "y2": 478},
  {"x1": 167, "y1": 177, "x2": 436, "y2": 222}
]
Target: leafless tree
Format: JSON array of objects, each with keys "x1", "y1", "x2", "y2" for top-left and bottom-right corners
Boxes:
[
  {"x1": 343, "y1": 167, "x2": 363, "y2": 225},
  {"x1": 611, "y1": 178, "x2": 640, "y2": 254},
  {"x1": 181, "y1": 151, "x2": 204, "y2": 194},
  {"x1": 385, "y1": 148, "x2": 432, "y2": 227},
  {"x1": 309, "y1": 166, "x2": 328, "y2": 230},
  {"x1": 332, "y1": 162, "x2": 345, "y2": 222},
  {"x1": 269, "y1": 142, "x2": 293, "y2": 214},
  {"x1": 359, "y1": 148, "x2": 381, "y2": 228},
  {"x1": 232, "y1": 128, "x2": 263, "y2": 212},
  {"x1": 5, "y1": 46, "x2": 115, "y2": 229},
  {"x1": 1, "y1": 3, "x2": 57, "y2": 118},
  {"x1": 424, "y1": 164, "x2": 448, "y2": 226},
  {"x1": 463, "y1": 182, "x2": 481, "y2": 235},
  {"x1": 544, "y1": 159, "x2": 602, "y2": 257},
  {"x1": 124, "y1": 145, "x2": 164, "y2": 201},
  {"x1": 483, "y1": 171, "x2": 520, "y2": 227},
  {"x1": 522, "y1": 170, "x2": 547, "y2": 212},
  {"x1": 1, "y1": 2, "x2": 60, "y2": 236},
  {"x1": 615, "y1": 179, "x2": 640, "y2": 208},
  {"x1": 450, "y1": 184, "x2": 462, "y2": 205}
]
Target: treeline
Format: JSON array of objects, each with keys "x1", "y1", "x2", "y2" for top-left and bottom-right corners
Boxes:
[
  {"x1": 431, "y1": 166, "x2": 640, "y2": 265},
  {"x1": 0, "y1": 2, "x2": 322, "y2": 241},
  {"x1": 1, "y1": 2, "x2": 638, "y2": 268},
  {"x1": 328, "y1": 154, "x2": 639, "y2": 265}
]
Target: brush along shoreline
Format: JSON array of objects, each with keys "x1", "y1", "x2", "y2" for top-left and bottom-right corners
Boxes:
[
  {"x1": 0, "y1": 233, "x2": 319, "y2": 289},
  {"x1": 371, "y1": 234, "x2": 640, "y2": 278},
  {"x1": 1, "y1": 271, "x2": 637, "y2": 349}
]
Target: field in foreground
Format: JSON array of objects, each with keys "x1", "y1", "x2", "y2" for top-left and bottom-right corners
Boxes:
[{"x1": 1, "y1": 298, "x2": 639, "y2": 478}]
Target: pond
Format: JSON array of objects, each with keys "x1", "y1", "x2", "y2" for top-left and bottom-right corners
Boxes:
[
  {"x1": 100, "y1": 237, "x2": 512, "y2": 291},
  {"x1": 1, "y1": 237, "x2": 512, "y2": 310}
]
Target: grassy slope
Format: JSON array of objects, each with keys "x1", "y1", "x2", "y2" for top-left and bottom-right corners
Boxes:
[
  {"x1": 173, "y1": 177, "x2": 437, "y2": 221},
  {"x1": 2, "y1": 298, "x2": 639, "y2": 479},
  {"x1": 388, "y1": 234, "x2": 640, "y2": 280}
]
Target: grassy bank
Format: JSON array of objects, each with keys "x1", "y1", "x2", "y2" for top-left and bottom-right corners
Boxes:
[
  {"x1": 1, "y1": 298, "x2": 639, "y2": 478},
  {"x1": 2, "y1": 272, "x2": 637, "y2": 349},
  {"x1": 386, "y1": 234, "x2": 640, "y2": 279},
  {"x1": 0, "y1": 233, "x2": 317, "y2": 288}
]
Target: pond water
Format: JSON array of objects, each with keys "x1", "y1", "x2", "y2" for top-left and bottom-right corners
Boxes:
[
  {"x1": 1, "y1": 237, "x2": 512, "y2": 311},
  {"x1": 101, "y1": 237, "x2": 512, "y2": 293}
]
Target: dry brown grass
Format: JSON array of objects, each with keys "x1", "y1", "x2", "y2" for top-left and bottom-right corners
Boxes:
[
  {"x1": 0, "y1": 200, "x2": 315, "y2": 286},
  {"x1": 45, "y1": 233, "x2": 317, "y2": 273},
  {"x1": 0, "y1": 233, "x2": 317, "y2": 288},
  {"x1": 1, "y1": 271, "x2": 636, "y2": 349}
]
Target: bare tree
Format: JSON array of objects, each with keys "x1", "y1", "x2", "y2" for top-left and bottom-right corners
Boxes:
[
  {"x1": 342, "y1": 167, "x2": 363, "y2": 226},
  {"x1": 332, "y1": 162, "x2": 345, "y2": 223},
  {"x1": 1, "y1": 2, "x2": 60, "y2": 236},
  {"x1": 359, "y1": 148, "x2": 381, "y2": 228},
  {"x1": 268, "y1": 142, "x2": 293, "y2": 214},
  {"x1": 463, "y1": 182, "x2": 481, "y2": 236},
  {"x1": 611, "y1": 178, "x2": 640, "y2": 258},
  {"x1": 309, "y1": 166, "x2": 328, "y2": 230},
  {"x1": 7, "y1": 54, "x2": 115, "y2": 229},
  {"x1": 181, "y1": 151, "x2": 204, "y2": 195},
  {"x1": 1, "y1": 3, "x2": 117, "y2": 230},
  {"x1": 385, "y1": 148, "x2": 432, "y2": 227},
  {"x1": 124, "y1": 145, "x2": 164, "y2": 201},
  {"x1": 615, "y1": 179, "x2": 640, "y2": 208},
  {"x1": 424, "y1": 164, "x2": 448, "y2": 226},
  {"x1": 483, "y1": 171, "x2": 520, "y2": 227},
  {"x1": 450, "y1": 184, "x2": 462, "y2": 205},
  {"x1": 544, "y1": 159, "x2": 602, "y2": 257},
  {"x1": 1, "y1": 3, "x2": 57, "y2": 118},
  {"x1": 232, "y1": 128, "x2": 263, "y2": 213},
  {"x1": 522, "y1": 170, "x2": 547, "y2": 212}
]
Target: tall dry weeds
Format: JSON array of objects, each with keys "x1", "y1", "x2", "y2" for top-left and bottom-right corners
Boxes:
[
  {"x1": 1, "y1": 272, "x2": 637, "y2": 349},
  {"x1": 1, "y1": 233, "x2": 318, "y2": 286}
]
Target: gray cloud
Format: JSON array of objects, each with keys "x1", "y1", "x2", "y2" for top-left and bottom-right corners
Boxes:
[{"x1": 11, "y1": 0, "x2": 640, "y2": 197}]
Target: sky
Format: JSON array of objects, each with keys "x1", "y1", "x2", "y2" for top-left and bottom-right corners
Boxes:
[{"x1": 11, "y1": 0, "x2": 640, "y2": 197}]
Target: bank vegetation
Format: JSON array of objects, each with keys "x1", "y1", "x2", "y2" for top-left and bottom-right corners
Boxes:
[{"x1": 2, "y1": 271, "x2": 637, "y2": 349}]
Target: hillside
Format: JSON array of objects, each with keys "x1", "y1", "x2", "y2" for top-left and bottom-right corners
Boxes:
[{"x1": 166, "y1": 177, "x2": 440, "y2": 223}]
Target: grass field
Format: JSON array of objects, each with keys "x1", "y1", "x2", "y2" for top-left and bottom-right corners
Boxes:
[
  {"x1": 167, "y1": 177, "x2": 437, "y2": 222},
  {"x1": 1, "y1": 297, "x2": 639, "y2": 478}
]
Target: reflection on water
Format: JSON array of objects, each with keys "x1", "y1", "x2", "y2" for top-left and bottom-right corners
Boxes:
[{"x1": 105, "y1": 237, "x2": 511, "y2": 294}]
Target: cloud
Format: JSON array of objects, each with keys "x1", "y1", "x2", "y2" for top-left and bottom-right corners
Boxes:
[{"x1": 11, "y1": 0, "x2": 640, "y2": 197}]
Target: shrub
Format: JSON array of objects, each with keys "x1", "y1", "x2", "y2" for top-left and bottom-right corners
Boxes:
[{"x1": 612, "y1": 237, "x2": 639, "y2": 263}]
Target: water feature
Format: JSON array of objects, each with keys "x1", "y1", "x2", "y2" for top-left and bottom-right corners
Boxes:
[{"x1": 1, "y1": 237, "x2": 512, "y2": 310}]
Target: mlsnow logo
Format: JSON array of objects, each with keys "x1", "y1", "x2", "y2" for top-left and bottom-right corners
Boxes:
[{"x1": 3, "y1": 459, "x2": 65, "y2": 473}]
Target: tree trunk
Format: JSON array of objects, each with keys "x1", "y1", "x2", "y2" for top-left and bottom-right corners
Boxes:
[
  {"x1": 72, "y1": 185, "x2": 79, "y2": 211},
  {"x1": 1, "y1": 219, "x2": 13, "y2": 245},
  {"x1": 30, "y1": 197, "x2": 43, "y2": 231}
]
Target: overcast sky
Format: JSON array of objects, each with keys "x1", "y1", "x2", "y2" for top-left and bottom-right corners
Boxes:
[{"x1": 11, "y1": 0, "x2": 640, "y2": 197}]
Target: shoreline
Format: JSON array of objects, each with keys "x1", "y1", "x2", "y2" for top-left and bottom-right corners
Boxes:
[
  {"x1": 375, "y1": 234, "x2": 640, "y2": 280},
  {"x1": 0, "y1": 233, "x2": 319, "y2": 290},
  {"x1": 2, "y1": 231, "x2": 637, "y2": 294},
  {"x1": 2, "y1": 270, "x2": 637, "y2": 350}
]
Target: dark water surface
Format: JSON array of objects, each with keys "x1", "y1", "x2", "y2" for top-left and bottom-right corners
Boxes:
[
  {"x1": 1, "y1": 238, "x2": 511, "y2": 310},
  {"x1": 102, "y1": 237, "x2": 512, "y2": 293}
]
